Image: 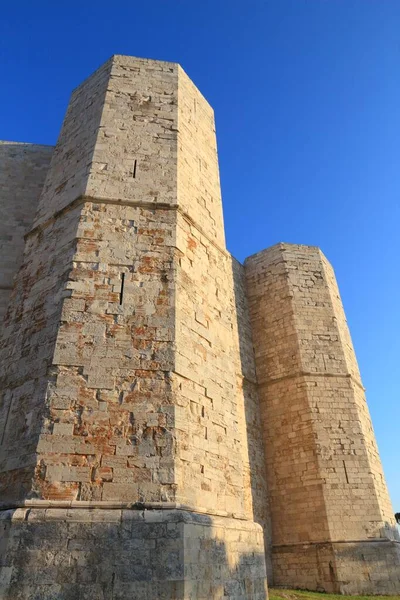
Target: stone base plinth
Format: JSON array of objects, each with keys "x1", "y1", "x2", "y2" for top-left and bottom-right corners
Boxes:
[
  {"x1": 272, "y1": 539, "x2": 400, "y2": 594},
  {"x1": 0, "y1": 504, "x2": 268, "y2": 599}
]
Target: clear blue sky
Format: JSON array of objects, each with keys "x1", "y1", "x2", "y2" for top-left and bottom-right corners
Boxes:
[{"x1": 1, "y1": 1, "x2": 399, "y2": 511}]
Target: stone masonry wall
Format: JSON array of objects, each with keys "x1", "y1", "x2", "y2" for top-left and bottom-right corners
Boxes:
[
  {"x1": 245, "y1": 243, "x2": 400, "y2": 593},
  {"x1": 33, "y1": 60, "x2": 112, "y2": 228},
  {"x1": 0, "y1": 53, "x2": 268, "y2": 522},
  {"x1": 85, "y1": 56, "x2": 178, "y2": 206},
  {"x1": 0, "y1": 204, "x2": 82, "y2": 500},
  {"x1": 174, "y1": 212, "x2": 269, "y2": 520},
  {"x1": 37, "y1": 201, "x2": 178, "y2": 503},
  {"x1": 0, "y1": 141, "x2": 53, "y2": 329},
  {"x1": 0, "y1": 54, "x2": 270, "y2": 599},
  {"x1": 245, "y1": 244, "x2": 330, "y2": 547},
  {"x1": 230, "y1": 257, "x2": 271, "y2": 542},
  {"x1": 2, "y1": 53, "x2": 397, "y2": 596},
  {"x1": 321, "y1": 255, "x2": 395, "y2": 530},
  {"x1": 0, "y1": 57, "x2": 181, "y2": 503},
  {"x1": 177, "y1": 67, "x2": 225, "y2": 246},
  {"x1": 0, "y1": 507, "x2": 267, "y2": 600},
  {"x1": 173, "y1": 66, "x2": 269, "y2": 540},
  {"x1": 0, "y1": 59, "x2": 118, "y2": 502}
]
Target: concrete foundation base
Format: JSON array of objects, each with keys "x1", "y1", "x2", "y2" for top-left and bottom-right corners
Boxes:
[
  {"x1": 272, "y1": 539, "x2": 400, "y2": 594},
  {"x1": 0, "y1": 504, "x2": 268, "y2": 600}
]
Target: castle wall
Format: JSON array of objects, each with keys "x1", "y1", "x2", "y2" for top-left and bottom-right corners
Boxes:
[
  {"x1": 34, "y1": 56, "x2": 181, "y2": 502},
  {"x1": 0, "y1": 55, "x2": 268, "y2": 598},
  {"x1": 0, "y1": 141, "x2": 53, "y2": 329},
  {"x1": 245, "y1": 243, "x2": 400, "y2": 593},
  {"x1": 176, "y1": 66, "x2": 225, "y2": 246},
  {"x1": 173, "y1": 212, "x2": 269, "y2": 522},
  {"x1": 0, "y1": 204, "x2": 82, "y2": 499},
  {"x1": 0, "y1": 508, "x2": 267, "y2": 600},
  {"x1": 174, "y1": 72, "x2": 247, "y2": 514},
  {"x1": 0, "y1": 58, "x2": 270, "y2": 524},
  {"x1": 40, "y1": 201, "x2": 178, "y2": 503},
  {"x1": 33, "y1": 60, "x2": 111, "y2": 228},
  {"x1": 0, "y1": 61, "x2": 115, "y2": 502},
  {"x1": 321, "y1": 255, "x2": 395, "y2": 529},
  {"x1": 84, "y1": 56, "x2": 178, "y2": 206},
  {"x1": 230, "y1": 257, "x2": 271, "y2": 539},
  {"x1": 245, "y1": 245, "x2": 330, "y2": 548},
  {"x1": 173, "y1": 68, "x2": 269, "y2": 544},
  {"x1": 1, "y1": 57, "x2": 181, "y2": 503},
  {"x1": 1, "y1": 54, "x2": 398, "y2": 597}
]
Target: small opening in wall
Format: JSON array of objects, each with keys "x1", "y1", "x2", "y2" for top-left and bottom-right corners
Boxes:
[
  {"x1": 119, "y1": 273, "x2": 125, "y2": 305},
  {"x1": 343, "y1": 460, "x2": 349, "y2": 484},
  {"x1": 132, "y1": 160, "x2": 137, "y2": 178}
]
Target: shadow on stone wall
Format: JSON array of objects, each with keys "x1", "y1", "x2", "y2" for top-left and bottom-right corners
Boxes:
[
  {"x1": 230, "y1": 257, "x2": 272, "y2": 579},
  {"x1": 330, "y1": 536, "x2": 400, "y2": 595},
  {"x1": 0, "y1": 508, "x2": 268, "y2": 600},
  {"x1": 0, "y1": 201, "x2": 83, "y2": 502},
  {"x1": 229, "y1": 255, "x2": 400, "y2": 595},
  {"x1": 0, "y1": 65, "x2": 106, "y2": 503},
  {"x1": 271, "y1": 534, "x2": 400, "y2": 595},
  {"x1": 380, "y1": 520, "x2": 400, "y2": 542},
  {"x1": 0, "y1": 141, "x2": 53, "y2": 327}
]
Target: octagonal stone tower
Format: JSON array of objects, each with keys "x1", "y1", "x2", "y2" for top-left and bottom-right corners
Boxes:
[
  {"x1": 0, "y1": 55, "x2": 399, "y2": 598},
  {"x1": 245, "y1": 244, "x2": 400, "y2": 594},
  {"x1": 0, "y1": 56, "x2": 268, "y2": 599}
]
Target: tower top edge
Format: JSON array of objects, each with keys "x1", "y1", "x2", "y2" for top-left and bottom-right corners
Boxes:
[
  {"x1": 111, "y1": 54, "x2": 181, "y2": 68},
  {"x1": 72, "y1": 54, "x2": 215, "y2": 113},
  {"x1": 244, "y1": 242, "x2": 325, "y2": 264},
  {"x1": 0, "y1": 140, "x2": 54, "y2": 149}
]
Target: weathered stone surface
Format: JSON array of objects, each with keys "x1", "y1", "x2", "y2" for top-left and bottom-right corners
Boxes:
[
  {"x1": 245, "y1": 243, "x2": 400, "y2": 593},
  {"x1": 0, "y1": 141, "x2": 53, "y2": 330},
  {"x1": 0, "y1": 507, "x2": 267, "y2": 600},
  {"x1": 0, "y1": 56, "x2": 269, "y2": 598},
  {"x1": 0, "y1": 56, "x2": 398, "y2": 596}
]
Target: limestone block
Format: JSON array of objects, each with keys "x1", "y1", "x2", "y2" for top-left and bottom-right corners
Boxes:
[{"x1": 0, "y1": 507, "x2": 267, "y2": 600}]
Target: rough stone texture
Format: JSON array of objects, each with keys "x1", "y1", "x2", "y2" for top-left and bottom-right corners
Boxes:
[
  {"x1": 0, "y1": 56, "x2": 398, "y2": 597},
  {"x1": 0, "y1": 56, "x2": 269, "y2": 598},
  {"x1": 0, "y1": 141, "x2": 53, "y2": 329},
  {"x1": 272, "y1": 540, "x2": 400, "y2": 595},
  {"x1": 0, "y1": 507, "x2": 267, "y2": 600},
  {"x1": 245, "y1": 243, "x2": 400, "y2": 593}
]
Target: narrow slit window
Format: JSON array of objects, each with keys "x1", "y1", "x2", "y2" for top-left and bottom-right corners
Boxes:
[
  {"x1": 343, "y1": 460, "x2": 349, "y2": 484},
  {"x1": 119, "y1": 273, "x2": 125, "y2": 305},
  {"x1": 132, "y1": 160, "x2": 137, "y2": 178}
]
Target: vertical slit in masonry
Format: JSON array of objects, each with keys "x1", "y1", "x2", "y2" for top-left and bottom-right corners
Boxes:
[
  {"x1": 132, "y1": 159, "x2": 137, "y2": 178},
  {"x1": 119, "y1": 273, "x2": 125, "y2": 305},
  {"x1": 343, "y1": 460, "x2": 349, "y2": 484},
  {"x1": 0, "y1": 395, "x2": 13, "y2": 445}
]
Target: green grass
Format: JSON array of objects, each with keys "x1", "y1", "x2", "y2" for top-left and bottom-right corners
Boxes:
[{"x1": 269, "y1": 589, "x2": 400, "y2": 600}]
